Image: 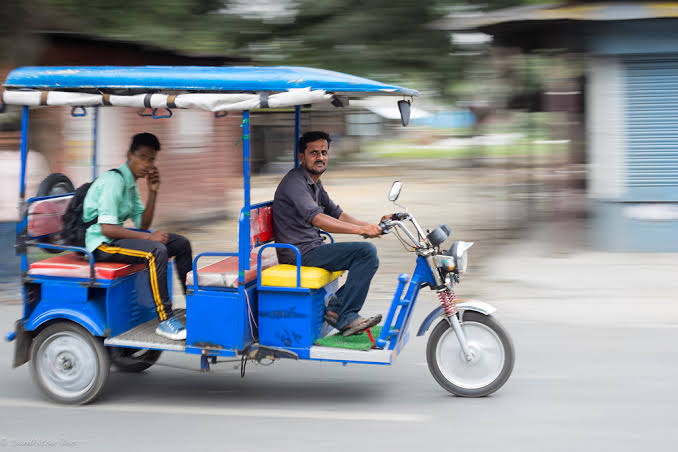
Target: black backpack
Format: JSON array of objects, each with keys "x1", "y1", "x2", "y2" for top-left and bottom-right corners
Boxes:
[{"x1": 62, "y1": 169, "x2": 123, "y2": 248}]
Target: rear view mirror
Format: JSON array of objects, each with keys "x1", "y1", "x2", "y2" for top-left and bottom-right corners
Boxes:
[
  {"x1": 398, "y1": 100, "x2": 411, "y2": 127},
  {"x1": 389, "y1": 181, "x2": 403, "y2": 201}
]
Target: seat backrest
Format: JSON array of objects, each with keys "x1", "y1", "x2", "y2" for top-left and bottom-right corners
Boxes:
[
  {"x1": 26, "y1": 195, "x2": 73, "y2": 238},
  {"x1": 249, "y1": 202, "x2": 274, "y2": 248}
]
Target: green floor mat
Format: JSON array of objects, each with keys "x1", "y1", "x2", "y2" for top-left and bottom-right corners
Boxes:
[{"x1": 314, "y1": 326, "x2": 382, "y2": 351}]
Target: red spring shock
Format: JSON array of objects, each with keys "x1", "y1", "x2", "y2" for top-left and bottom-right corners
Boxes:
[
  {"x1": 438, "y1": 289, "x2": 457, "y2": 317},
  {"x1": 437, "y1": 288, "x2": 458, "y2": 316}
]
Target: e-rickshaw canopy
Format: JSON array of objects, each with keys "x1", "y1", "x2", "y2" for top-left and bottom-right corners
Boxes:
[{"x1": 1, "y1": 66, "x2": 418, "y2": 112}]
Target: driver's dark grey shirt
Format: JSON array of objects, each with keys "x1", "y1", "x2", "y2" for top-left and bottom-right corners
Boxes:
[{"x1": 273, "y1": 166, "x2": 343, "y2": 264}]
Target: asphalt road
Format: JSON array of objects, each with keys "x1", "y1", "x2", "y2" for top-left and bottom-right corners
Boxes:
[
  {"x1": 1, "y1": 168, "x2": 676, "y2": 451},
  {"x1": 2, "y1": 241, "x2": 677, "y2": 452}
]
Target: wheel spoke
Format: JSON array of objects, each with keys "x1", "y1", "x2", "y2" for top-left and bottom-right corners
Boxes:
[{"x1": 435, "y1": 321, "x2": 505, "y2": 390}]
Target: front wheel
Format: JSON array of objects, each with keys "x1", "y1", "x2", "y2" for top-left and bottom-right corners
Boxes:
[
  {"x1": 426, "y1": 311, "x2": 514, "y2": 397},
  {"x1": 30, "y1": 322, "x2": 110, "y2": 405}
]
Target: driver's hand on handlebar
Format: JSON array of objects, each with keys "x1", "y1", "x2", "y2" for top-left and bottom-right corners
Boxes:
[{"x1": 360, "y1": 223, "x2": 383, "y2": 238}]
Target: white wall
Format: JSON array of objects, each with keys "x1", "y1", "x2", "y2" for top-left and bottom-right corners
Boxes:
[{"x1": 587, "y1": 55, "x2": 626, "y2": 200}]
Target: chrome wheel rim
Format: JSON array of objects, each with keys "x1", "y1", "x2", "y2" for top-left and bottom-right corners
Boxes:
[
  {"x1": 436, "y1": 321, "x2": 505, "y2": 390},
  {"x1": 36, "y1": 332, "x2": 98, "y2": 400}
]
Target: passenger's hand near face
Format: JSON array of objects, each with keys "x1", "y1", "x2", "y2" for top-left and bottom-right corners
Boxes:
[
  {"x1": 147, "y1": 230, "x2": 169, "y2": 244},
  {"x1": 147, "y1": 166, "x2": 160, "y2": 193}
]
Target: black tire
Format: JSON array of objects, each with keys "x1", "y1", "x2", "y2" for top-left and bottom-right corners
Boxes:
[
  {"x1": 109, "y1": 347, "x2": 162, "y2": 373},
  {"x1": 426, "y1": 311, "x2": 514, "y2": 397},
  {"x1": 36, "y1": 173, "x2": 75, "y2": 197},
  {"x1": 29, "y1": 322, "x2": 110, "y2": 405},
  {"x1": 36, "y1": 173, "x2": 75, "y2": 253}
]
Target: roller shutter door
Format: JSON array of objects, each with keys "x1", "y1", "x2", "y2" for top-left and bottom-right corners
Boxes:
[{"x1": 625, "y1": 57, "x2": 678, "y2": 201}]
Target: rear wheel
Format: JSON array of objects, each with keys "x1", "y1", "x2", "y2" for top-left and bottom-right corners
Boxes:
[
  {"x1": 426, "y1": 311, "x2": 514, "y2": 397},
  {"x1": 30, "y1": 322, "x2": 110, "y2": 405},
  {"x1": 109, "y1": 347, "x2": 162, "y2": 373}
]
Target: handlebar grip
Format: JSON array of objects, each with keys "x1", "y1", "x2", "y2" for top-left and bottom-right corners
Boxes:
[{"x1": 378, "y1": 221, "x2": 392, "y2": 234}]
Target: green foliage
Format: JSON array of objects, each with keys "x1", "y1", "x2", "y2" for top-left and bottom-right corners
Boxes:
[{"x1": 6, "y1": 0, "x2": 548, "y2": 99}]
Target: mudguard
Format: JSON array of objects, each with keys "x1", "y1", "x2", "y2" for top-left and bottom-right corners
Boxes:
[
  {"x1": 416, "y1": 300, "x2": 497, "y2": 336},
  {"x1": 24, "y1": 307, "x2": 107, "y2": 337}
]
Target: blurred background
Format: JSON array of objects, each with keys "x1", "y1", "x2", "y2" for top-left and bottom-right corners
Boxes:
[
  {"x1": 1, "y1": 0, "x2": 677, "y2": 280},
  {"x1": 2, "y1": 3, "x2": 678, "y2": 449}
]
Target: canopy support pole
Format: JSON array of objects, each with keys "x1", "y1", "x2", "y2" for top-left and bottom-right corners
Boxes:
[
  {"x1": 238, "y1": 111, "x2": 251, "y2": 286},
  {"x1": 92, "y1": 106, "x2": 99, "y2": 178},
  {"x1": 17, "y1": 106, "x2": 29, "y2": 317},
  {"x1": 19, "y1": 106, "x2": 29, "y2": 200},
  {"x1": 294, "y1": 105, "x2": 300, "y2": 168}
]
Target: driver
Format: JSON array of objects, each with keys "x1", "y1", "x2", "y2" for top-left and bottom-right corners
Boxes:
[{"x1": 273, "y1": 131, "x2": 386, "y2": 336}]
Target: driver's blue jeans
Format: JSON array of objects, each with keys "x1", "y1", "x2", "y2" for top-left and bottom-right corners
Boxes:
[{"x1": 301, "y1": 242, "x2": 379, "y2": 330}]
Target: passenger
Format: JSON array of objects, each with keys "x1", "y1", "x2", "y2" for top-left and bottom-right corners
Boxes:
[
  {"x1": 83, "y1": 132, "x2": 192, "y2": 340},
  {"x1": 273, "y1": 131, "x2": 385, "y2": 336}
]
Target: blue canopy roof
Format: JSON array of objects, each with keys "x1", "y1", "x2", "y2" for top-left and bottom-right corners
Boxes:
[{"x1": 3, "y1": 66, "x2": 418, "y2": 96}]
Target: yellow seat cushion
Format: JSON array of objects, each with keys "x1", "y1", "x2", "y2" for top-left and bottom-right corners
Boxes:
[{"x1": 260, "y1": 264, "x2": 343, "y2": 289}]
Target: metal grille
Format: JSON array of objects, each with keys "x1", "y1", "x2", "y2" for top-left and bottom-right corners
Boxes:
[{"x1": 626, "y1": 57, "x2": 678, "y2": 201}]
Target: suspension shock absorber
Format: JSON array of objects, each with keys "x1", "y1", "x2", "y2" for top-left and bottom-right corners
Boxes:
[{"x1": 437, "y1": 288, "x2": 458, "y2": 317}]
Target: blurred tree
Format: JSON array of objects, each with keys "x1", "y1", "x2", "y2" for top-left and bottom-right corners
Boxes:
[{"x1": 10, "y1": 0, "x2": 550, "y2": 99}]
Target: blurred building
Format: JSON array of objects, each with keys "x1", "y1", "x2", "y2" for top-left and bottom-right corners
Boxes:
[
  {"x1": 0, "y1": 32, "x2": 249, "y2": 279},
  {"x1": 438, "y1": 1, "x2": 678, "y2": 251}
]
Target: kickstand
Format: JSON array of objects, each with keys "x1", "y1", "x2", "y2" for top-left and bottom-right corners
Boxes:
[
  {"x1": 240, "y1": 354, "x2": 248, "y2": 378},
  {"x1": 366, "y1": 329, "x2": 376, "y2": 349}
]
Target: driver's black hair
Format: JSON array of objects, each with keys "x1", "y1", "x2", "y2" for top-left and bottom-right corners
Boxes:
[
  {"x1": 130, "y1": 132, "x2": 161, "y2": 152},
  {"x1": 298, "y1": 131, "x2": 331, "y2": 153}
]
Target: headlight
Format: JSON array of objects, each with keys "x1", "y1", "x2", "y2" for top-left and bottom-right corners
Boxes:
[
  {"x1": 449, "y1": 241, "x2": 474, "y2": 274},
  {"x1": 433, "y1": 255, "x2": 456, "y2": 272}
]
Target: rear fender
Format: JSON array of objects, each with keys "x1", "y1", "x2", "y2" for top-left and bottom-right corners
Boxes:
[
  {"x1": 416, "y1": 300, "x2": 497, "y2": 336},
  {"x1": 24, "y1": 307, "x2": 107, "y2": 337}
]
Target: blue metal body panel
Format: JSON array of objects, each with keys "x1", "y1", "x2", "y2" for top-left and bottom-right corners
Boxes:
[
  {"x1": 23, "y1": 269, "x2": 158, "y2": 337},
  {"x1": 304, "y1": 358, "x2": 392, "y2": 366},
  {"x1": 186, "y1": 283, "x2": 258, "y2": 351},
  {"x1": 258, "y1": 279, "x2": 338, "y2": 351},
  {"x1": 417, "y1": 306, "x2": 446, "y2": 337},
  {"x1": 106, "y1": 270, "x2": 158, "y2": 337},
  {"x1": 387, "y1": 256, "x2": 434, "y2": 352},
  {"x1": 4, "y1": 66, "x2": 418, "y2": 96},
  {"x1": 25, "y1": 303, "x2": 107, "y2": 336},
  {"x1": 372, "y1": 257, "x2": 436, "y2": 351},
  {"x1": 184, "y1": 346, "x2": 237, "y2": 357}
]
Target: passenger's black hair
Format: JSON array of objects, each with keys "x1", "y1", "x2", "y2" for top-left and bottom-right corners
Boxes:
[
  {"x1": 298, "y1": 131, "x2": 331, "y2": 153},
  {"x1": 130, "y1": 132, "x2": 161, "y2": 152}
]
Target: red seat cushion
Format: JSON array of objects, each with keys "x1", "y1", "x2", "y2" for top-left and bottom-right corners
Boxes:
[
  {"x1": 28, "y1": 253, "x2": 146, "y2": 280},
  {"x1": 27, "y1": 196, "x2": 72, "y2": 237},
  {"x1": 186, "y1": 248, "x2": 278, "y2": 288}
]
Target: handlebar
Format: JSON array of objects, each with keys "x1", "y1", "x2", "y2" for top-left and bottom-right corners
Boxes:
[{"x1": 361, "y1": 213, "x2": 410, "y2": 238}]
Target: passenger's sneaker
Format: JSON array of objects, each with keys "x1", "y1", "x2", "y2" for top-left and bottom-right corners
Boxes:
[{"x1": 156, "y1": 316, "x2": 186, "y2": 341}]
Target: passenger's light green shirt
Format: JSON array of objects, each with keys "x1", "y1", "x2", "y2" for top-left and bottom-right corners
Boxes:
[{"x1": 83, "y1": 162, "x2": 146, "y2": 252}]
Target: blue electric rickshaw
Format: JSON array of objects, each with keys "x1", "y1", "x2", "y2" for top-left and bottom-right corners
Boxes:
[{"x1": 2, "y1": 66, "x2": 514, "y2": 404}]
